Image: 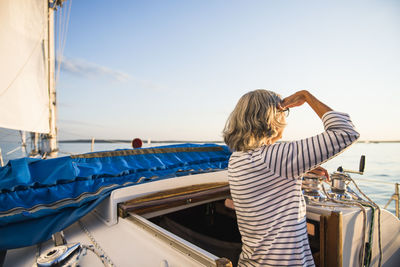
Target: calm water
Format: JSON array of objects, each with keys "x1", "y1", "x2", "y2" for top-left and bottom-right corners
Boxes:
[{"x1": 1, "y1": 140, "x2": 399, "y2": 215}]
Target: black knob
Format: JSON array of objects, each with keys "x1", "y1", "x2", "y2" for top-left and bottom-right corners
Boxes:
[{"x1": 359, "y1": 155, "x2": 366, "y2": 173}]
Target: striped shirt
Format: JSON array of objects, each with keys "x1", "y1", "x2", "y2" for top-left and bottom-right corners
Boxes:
[{"x1": 228, "y1": 111, "x2": 360, "y2": 267}]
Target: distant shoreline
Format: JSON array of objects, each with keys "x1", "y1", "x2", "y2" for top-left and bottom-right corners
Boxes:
[
  {"x1": 356, "y1": 140, "x2": 400, "y2": 143},
  {"x1": 58, "y1": 139, "x2": 400, "y2": 144},
  {"x1": 58, "y1": 139, "x2": 225, "y2": 144}
]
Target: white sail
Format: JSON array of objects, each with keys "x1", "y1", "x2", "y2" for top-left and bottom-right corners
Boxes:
[{"x1": 0, "y1": 0, "x2": 50, "y2": 133}]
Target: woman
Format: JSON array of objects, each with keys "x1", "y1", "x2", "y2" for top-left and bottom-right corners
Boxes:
[{"x1": 223, "y1": 90, "x2": 359, "y2": 267}]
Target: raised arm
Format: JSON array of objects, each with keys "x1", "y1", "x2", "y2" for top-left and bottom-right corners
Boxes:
[{"x1": 264, "y1": 91, "x2": 359, "y2": 179}]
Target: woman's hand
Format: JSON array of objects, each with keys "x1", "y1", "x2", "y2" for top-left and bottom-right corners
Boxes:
[
  {"x1": 306, "y1": 166, "x2": 330, "y2": 181},
  {"x1": 280, "y1": 90, "x2": 332, "y2": 119},
  {"x1": 280, "y1": 90, "x2": 309, "y2": 109}
]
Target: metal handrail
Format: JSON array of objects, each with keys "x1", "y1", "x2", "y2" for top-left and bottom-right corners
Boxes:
[
  {"x1": 384, "y1": 183, "x2": 400, "y2": 219},
  {"x1": 0, "y1": 147, "x2": 4, "y2": 167},
  {"x1": 354, "y1": 178, "x2": 396, "y2": 185},
  {"x1": 352, "y1": 178, "x2": 399, "y2": 218}
]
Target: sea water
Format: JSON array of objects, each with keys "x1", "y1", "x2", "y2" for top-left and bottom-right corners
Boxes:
[{"x1": 1, "y1": 140, "x2": 399, "y2": 216}]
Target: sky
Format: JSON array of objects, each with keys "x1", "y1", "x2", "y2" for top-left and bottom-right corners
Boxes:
[{"x1": 56, "y1": 0, "x2": 400, "y2": 142}]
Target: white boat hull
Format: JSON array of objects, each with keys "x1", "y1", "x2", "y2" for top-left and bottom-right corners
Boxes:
[{"x1": 3, "y1": 171, "x2": 400, "y2": 267}]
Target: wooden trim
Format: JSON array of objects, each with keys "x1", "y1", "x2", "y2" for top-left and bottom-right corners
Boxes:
[
  {"x1": 319, "y1": 215, "x2": 326, "y2": 267},
  {"x1": 320, "y1": 211, "x2": 343, "y2": 267},
  {"x1": 71, "y1": 145, "x2": 224, "y2": 159},
  {"x1": 119, "y1": 182, "x2": 230, "y2": 217},
  {"x1": 313, "y1": 252, "x2": 321, "y2": 267}
]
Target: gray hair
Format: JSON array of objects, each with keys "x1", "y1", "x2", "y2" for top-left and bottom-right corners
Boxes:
[{"x1": 223, "y1": 89, "x2": 286, "y2": 151}]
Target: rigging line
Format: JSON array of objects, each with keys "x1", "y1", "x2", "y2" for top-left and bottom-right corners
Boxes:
[
  {"x1": 56, "y1": 3, "x2": 62, "y2": 70},
  {"x1": 55, "y1": 0, "x2": 72, "y2": 86},
  {"x1": 353, "y1": 178, "x2": 396, "y2": 186},
  {"x1": 0, "y1": 140, "x2": 20, "y2": 144},
  {"x1": 58, "y1": 0, "x2": 68, "y2": 49},
  {"x1": 58, "y1": 130, "x2": 92, "y2": 138},
  {"x1": 6, "y1": 146, "x2": 21, "y2": 156},
  {"x1": 55, "y1": 6, "x2": 63, "y2": 84},
  {"x1": 0, "y1": 131, "x2": 20, "y2": 139},
  {"x1": 0, "y1": 132, "x2": 32, "y2": 142},
  {"x1": 57, "y1": 1, "x2": 66, "y2": 61},
  {"x1": 62, "y1": 0, "x2": 72, "y2": 52}
]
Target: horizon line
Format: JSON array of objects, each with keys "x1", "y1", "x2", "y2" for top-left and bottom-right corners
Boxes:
[{"x1": 58, "y1": 139, "x2": 400, "y2": 144}]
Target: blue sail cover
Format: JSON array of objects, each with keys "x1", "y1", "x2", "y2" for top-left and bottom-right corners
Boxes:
[{"x1": 0, "y1": 144, "x2": 231, "y2": 250}]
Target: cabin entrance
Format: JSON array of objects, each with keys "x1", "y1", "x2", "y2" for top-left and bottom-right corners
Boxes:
[
  {"x1": 118, "y1": 182, "x2": 326, "y2": 266},
  {"x1": 150, "y1": 200, "x2": 242, "y2": 266}
]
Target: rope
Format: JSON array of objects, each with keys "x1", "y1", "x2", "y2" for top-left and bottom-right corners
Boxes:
[
  {"x1": 360, "y1": 202, "x2": 375, "y2": 267},
  {"x1": 348, "y1": 177, "x2": 383, "y2": 267},
  {"x1": 78, "y1": 220, "x2": 115, "y2": 267},
  {"x1": 319, "y1": 176, "x2": 383, "y2": 267},
  {"x1": 81, "y1": 244, "x2": 114, "y2": 267},
  {"x1": 321, "y1": 184, "x2": 367, "y2": 267},
  {"x1": 5, "y1": 146, "x2": 21, "y2": 156}
]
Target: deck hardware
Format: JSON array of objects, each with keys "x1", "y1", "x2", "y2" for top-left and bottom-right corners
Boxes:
[
  {"x1": 0, "y1": 148, "x2": 4, "y2": 167},
  {"x1": 384, "y1": 183, "x2": 400, "y2": 218},
  {"x1": 35, "y1": 243, "x2": 81, "y2": 267}
]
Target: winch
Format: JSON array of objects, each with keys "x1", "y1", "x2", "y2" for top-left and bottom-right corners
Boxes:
[
  {"x1": 302, "y1": 172, "x2": 326, "y2": 201},
  {"x1": 302, "y1": 155, "x2": 366, "y2": 201},
  {"x1": 329, "y1": 155, "x2": 365, "y2": 200}
]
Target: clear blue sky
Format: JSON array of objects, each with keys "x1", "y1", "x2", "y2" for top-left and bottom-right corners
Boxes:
[{"x1": 57, "y1": 0, "x2": 400, "y2": 141}]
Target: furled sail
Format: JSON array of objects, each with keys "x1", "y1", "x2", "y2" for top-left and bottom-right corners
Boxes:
[{"x1": 0, "y1": 0, "x2": 50, "y2": 133}]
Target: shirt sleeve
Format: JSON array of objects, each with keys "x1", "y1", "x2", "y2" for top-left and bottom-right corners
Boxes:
[{"x1": 261, "y1": 111, "x2": 360, "y2": 179}]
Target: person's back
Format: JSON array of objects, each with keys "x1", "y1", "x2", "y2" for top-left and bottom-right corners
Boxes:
[{"x1": 223, "y1": 90, "x2": 359, "y2": 266}]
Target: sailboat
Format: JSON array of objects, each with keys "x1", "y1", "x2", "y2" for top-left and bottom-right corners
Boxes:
[{"x1": 0, "y1": 1, "x2": 399, "y2": 267}]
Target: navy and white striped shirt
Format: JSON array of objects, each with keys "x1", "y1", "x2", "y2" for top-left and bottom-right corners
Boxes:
[{"x1": 228, "y1": 111, "x2": 360, "y2": 267}]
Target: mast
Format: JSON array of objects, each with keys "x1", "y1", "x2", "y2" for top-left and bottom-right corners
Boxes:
[{"x1": 46, "y1": 0, "x2": 58, "y2": 157}]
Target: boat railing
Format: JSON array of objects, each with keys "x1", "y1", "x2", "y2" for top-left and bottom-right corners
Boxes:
[
  {"x1": 0, "y1": 147, "x2": 3, "y2": 167},
  {"x1": 384, "y1": 182, "x2": 400, "y2": 219},
  {"x1": 354, "y1": 178, "x2": 400, "y2": 219}
]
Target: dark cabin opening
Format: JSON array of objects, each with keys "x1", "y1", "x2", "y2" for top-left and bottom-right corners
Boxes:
[{"x1": 150, "y1": 200, "x2": 242, "y2": 266}]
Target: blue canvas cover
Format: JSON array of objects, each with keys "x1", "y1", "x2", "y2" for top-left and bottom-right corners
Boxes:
[{"x1": 0, "y1": 144, "x2": 231, "y2": 250}]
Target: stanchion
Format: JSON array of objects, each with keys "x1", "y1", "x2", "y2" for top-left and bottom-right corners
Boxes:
[
  {"x1": 91, "y1": 137, "x2": 95, "y2": 152},
  {"x1": 0, "y1": 148, "x2": 4, "y2": 167},
  {"x1": 384, "y1": 182, "x2": 400, "y2": 219}
]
